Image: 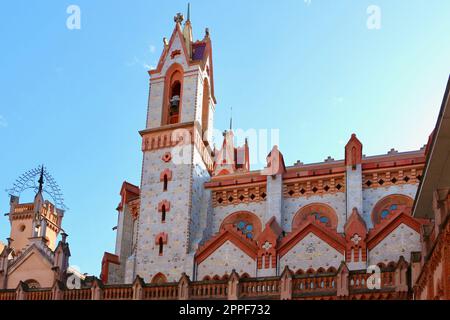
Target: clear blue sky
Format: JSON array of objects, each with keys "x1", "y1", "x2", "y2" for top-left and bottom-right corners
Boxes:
[{"x1": 0, "y1": 1, "x2": 449, "y2": 276}]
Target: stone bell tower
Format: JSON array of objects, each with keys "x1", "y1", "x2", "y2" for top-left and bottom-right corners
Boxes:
[{"x1": 127, "y1": 11, "x2": 216, "y2": 283}]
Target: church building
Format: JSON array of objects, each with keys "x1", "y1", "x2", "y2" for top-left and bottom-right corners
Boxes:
[
  {"x1": 99, "y1": 12, "x2": 434, "y2": 295},
  {"x1": 0, "y1": 11, "x2": 449, "y2": 301}
]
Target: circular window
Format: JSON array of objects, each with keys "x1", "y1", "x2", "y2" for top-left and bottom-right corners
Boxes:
[{"x1": 19, "y1": 224, "x2": 26, "y2": 232}]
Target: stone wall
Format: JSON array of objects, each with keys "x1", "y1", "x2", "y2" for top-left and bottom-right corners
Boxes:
[
  {"x1": 368, "y1": 223, "x2": 421, "y2": 265},
  {"x1": 279, "y1": 233, "x2": 344, "y2": 272}
]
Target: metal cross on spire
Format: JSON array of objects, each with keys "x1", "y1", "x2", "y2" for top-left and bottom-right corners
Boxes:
[
  {"x1": 174, "y1": 12, "x2": 184, "y2": 24},
  {"x1": 37, "y1": 164, "x2": 44, "y2": 193}
]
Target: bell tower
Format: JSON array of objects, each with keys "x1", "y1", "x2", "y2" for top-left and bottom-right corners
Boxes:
[{"x1": 128, "y1": 11, "x2": 216, "y2": 283}]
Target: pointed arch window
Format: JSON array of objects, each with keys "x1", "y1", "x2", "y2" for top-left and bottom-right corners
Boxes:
[
  {"x1": 168, "y1": 80, "x2": 181, "y2": 124},
  {"x1": 163, "y1": 64, "x2": 184, "y2": 126},
  {"x1": 163, "y1": 175, "x2": 168, "y2": 191},
  {"x1": 155, "y1": 233, "x2": 168, "y2": 256},
  {"x1": 160, "y1": 169, "x2": 172, "y2": 192},
  {"x1": 161, "y1": 205, "x2": 166, "y2": 223},
  {"x1": 158, "y1": 237, "x2": 164, "y2": 255}
]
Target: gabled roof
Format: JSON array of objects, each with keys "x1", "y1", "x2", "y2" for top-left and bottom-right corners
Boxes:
[
  {"x1": 256, "y1": 217, "x2": 283, "y2": 249},
  {"x1": 195, "y1": 224, "x2": 258, "y2": 264},
  {"x1": 213, "y1": 131, "x2": 249, "y2": 176},
  {"x1": 278, "y1": 220, "x2": 346, "y2": 257},
  {"x1": 344, "y1": 208, "x2": 367, "y2": 240},
  {"x1": 148, "y1": 22, "x2": 216, "y2": 103},
  {"x1": 367, "y1": 212, "x2": 428, "y2": 250},
  {"x1": 7, "y1": 243, "x2": 54, "y2": 274},
  {"x1": 117, "y1": 181, "x2": 140, "y2": 211},
  {"x1": 150, "y1": 23, "x2": 191, "y2": 75}
]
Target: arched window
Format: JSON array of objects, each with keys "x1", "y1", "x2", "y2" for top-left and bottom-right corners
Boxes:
[
  {"x1": 292, "y1": 203, "x2": 338, "y2": 230},
  {"x1": 155, "y1": 232, "x2": 168, "y2": 256},
  {"x1": 161, "y1": 205, "x2": 166, "y2": 223},
  {"x1": 168, "y1": 80, "x2": 181, "y2": 124},
  {"x1": 371, "y1": 194, "x2": 414, "y2": 226},
  {"x1": 162, "y1": 64, "x2": 184, "y2": 126},
  {"x1": 220, "y1": 211, "x2": 262, "y2": 240},
  {"x1": 151, "y1": 273, "x2": 167, "y2": 284},
  {"x1": 158, "y1": 237, "x2": 164, "y2": 255},
  {"x1": 163, "y1": 174, "x2": 168, "y2": 191},
  {"x1": 25, "y1": 279, "x2": 41, "y2": 289}
]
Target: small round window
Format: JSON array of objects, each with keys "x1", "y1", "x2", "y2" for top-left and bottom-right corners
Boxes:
[{"x1": 19, "y1": 224, "x2": 26, "y2": 232}]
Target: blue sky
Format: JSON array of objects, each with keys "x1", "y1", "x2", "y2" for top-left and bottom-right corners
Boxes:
[{"x1": 0, "y1": 0, "x2": 449, "y2": 276}]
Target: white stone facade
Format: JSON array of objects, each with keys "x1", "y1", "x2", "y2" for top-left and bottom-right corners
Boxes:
[
  {"x1": 368, "y1": 223, "x2": 421, "y2": 265},
  {"x1": 197, "y1": 240, "x2": 256, "y2": 279},
  {"x1": 279, "y1": 233, "x2": 344, "y2": 272}
]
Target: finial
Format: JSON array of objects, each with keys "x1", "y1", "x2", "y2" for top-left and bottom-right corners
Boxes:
[
  {"x1": 174, "y1": 12, "x2": 184, "y2": 24},
  {"x1": 61, "y1": 232, "x2": 68, "y2": 243},
  {"x1": 205, "y1": 27, "x2": 210, "y2": 38},
  {"x1": 163, "y1": 37, "x2": 168, "y2": 46},
  {"x1": 38, "y1": 165, "x2": 44, "y2": 193},
  {"x1": 229, "y1": 106, "x2": 233, "y2": 131},
  {"x1": 187, "y1": 3, "x2": 191, "y2": 21}
]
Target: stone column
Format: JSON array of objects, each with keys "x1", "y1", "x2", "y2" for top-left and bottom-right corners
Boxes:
[
  {"x1": 395, "y1": 256, "x2": 409, "y2": 292},
  {"x1": 280, "y1": 266, "x2": 293, "y2": 300},
  {"x1": 344, "y1": 134, "x2": 363, "y2": 223},
  {"x1": 178, "y1": 273, "x2": 190, "y2": 300},
  {"x1": 336, "y1": 262, "x2": 349, "y2": 298},
  {"x1": 132, "y1": 276, "x2": 145, "y2": 300},
  {"x1": 15, "y1": 281, "x2": 27, "y2": 300},
  {"x1": 91, "y1": 278, "x2": 103, "y2": 300},
  {"x1": 52, "y1": 280, "x2": 64, "y2": 300},
  {"x1": 266, "y1": 174, "x2": 283, "y2": 226},
  {"x1": 227, "y1": 270, "x2": 240, "y2": 300}
]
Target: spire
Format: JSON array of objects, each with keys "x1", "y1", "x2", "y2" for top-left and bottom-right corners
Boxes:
[
  {"x1": 229, "y1": 106, "x2": 233, "y2": 131},
  {"x1": 182, "y1": 4, "x2": 193, "y2": 58},
  {"x1": 187, "y1": 2, "x2": 191, "y2": 21},
  {"x1": 38, "y1": 165, "x2": 44, "y2": 194}
]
